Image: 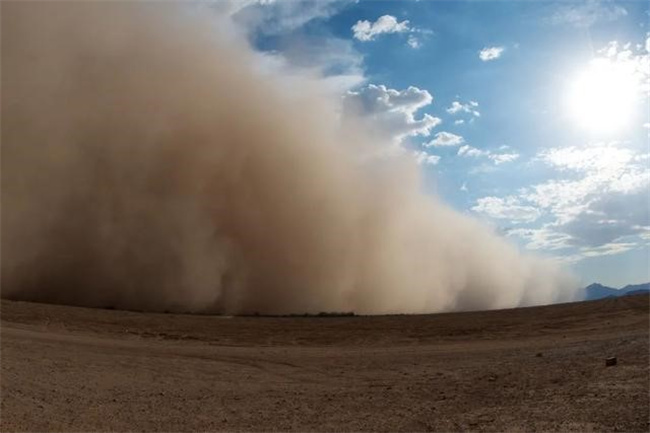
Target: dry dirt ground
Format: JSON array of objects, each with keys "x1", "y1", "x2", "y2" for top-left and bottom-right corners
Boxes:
[{"x1": 1, "y1": 295, "x2": 648, "y2": 432}]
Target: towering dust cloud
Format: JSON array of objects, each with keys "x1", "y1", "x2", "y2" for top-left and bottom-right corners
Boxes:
[{"x1": 1, "y1": 3, "x2": 578, "y2": 314}]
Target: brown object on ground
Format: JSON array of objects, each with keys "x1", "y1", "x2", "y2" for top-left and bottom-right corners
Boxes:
[
  {"x1": 605, "y1": 357, "x2": 618, "y2": 367},
  {"x1": 2, "y1": 295, "x2": 648, "y2": 432}
]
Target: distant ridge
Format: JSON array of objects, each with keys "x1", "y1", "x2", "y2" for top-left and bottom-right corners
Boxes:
[{"x1": 582, "y1": 282, "x2": 650, "y2": 301}]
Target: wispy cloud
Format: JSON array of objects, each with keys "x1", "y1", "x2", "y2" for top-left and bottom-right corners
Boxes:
[
  {"x1": 257, "y1": 35, "x2": 365, "y2": 93},
  {"x1": 425, "y1": 131, "x2": 464, "y2": 147},
  {"x1": 548, "y1": 1, "x2": 627, "y2": 28},
  {"x1": 458, "y1": 145, "x2": 487, "y2": 158},
  {"x1": 489, "y1": 152, "x2": 519, "y2": 165},
  {"x1": 580, "y1": 242, "x2": 638, "y2": 258},
  {"x1": 413, "y1": 150, "x2": 441, "y2": 165},
  {"x1": 407, "y1": 35, "x2": 421, "y2": 49},
  {"x1": 595, "y1": 40, "x2": 650, "y2": 98},
  {"x1": 472, "y1": 196, "x2": 541, "y2": 223},
  {"x1": 506, "y1": 226, "x2": 574, "y2": 251},
  {"x1": 476, "y1": 142, "x2": 650, "y2": 261},
  {"x1": 457, "y1": 145, "x2": 519, "y2": 165},
  {"x1": 231, "y1": 0, "x2": 346, "y2": 35}
]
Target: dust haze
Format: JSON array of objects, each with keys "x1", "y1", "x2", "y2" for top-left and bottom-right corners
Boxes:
[{"x1": 1, "y1": 3, "x2": 578, "y2": 314}]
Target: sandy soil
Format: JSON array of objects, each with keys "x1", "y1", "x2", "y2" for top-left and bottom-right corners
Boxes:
[{"x1": 1, "y1": 295, "x2": 648, "y2": 432}]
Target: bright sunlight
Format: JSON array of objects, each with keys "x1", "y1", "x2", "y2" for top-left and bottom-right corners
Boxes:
[{"x1": 566, "y1": 58, "x2": 639, "y2": 134}]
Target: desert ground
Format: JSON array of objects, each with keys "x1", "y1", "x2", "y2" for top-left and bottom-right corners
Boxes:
[{"x1": 1, "y1": 295, "x2": 648, "y2": 432}]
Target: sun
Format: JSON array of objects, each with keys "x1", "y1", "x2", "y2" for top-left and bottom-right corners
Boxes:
[{"x1": 566, "y1": 58, "x2": 639, "y2": 134}]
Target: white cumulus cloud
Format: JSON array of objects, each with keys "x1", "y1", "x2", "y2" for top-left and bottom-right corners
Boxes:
[
  {"x1": 352, "y1": 15, "x2": 410, "y2": 42},
  {"x1": 344, "y1": 84, "x2": 441, "y2": 143},
  {"x1": 479, "y1": 46, "x2": 505, "y2": 61},
  {"x1": 447, "y1": 100, "x2": 480, "y2": 117}
]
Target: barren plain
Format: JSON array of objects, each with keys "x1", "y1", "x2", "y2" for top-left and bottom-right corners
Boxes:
[{"x1": 1, "y1": 295, "x2": 648, "y2": 432}]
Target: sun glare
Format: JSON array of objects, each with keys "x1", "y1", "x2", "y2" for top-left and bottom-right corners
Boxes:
[{"x1": 566, "y1": 58, "x2": 639, "y2": 134}]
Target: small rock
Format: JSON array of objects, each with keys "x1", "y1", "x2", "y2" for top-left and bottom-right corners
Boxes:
[
  {"x1": 479, "y1": 415, "x2": 495, "y2": 423},
  {"x1": 605, "y1": 357, "x2": 617, "y2": 367},
  {"x1": 535, "y1": 352, "x2": 543, "y2": 357}
]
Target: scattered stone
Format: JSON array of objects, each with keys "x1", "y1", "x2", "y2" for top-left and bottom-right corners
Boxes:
[
  {"x1": 535, "y1": 352, "x2": 543, "y2": 357},
  {"x1": 478, "y1": 414, "x2": 495, "y2": 423},
  {"x1": 605, "y1": 357, "x2": 617, "y2": 367}
]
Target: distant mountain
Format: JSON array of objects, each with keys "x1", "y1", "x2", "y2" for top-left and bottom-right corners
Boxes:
[
  {"x1": 620, "y1": 283, "x2": 650, "y2": 295},
  {"x1": 582, "y1": 282, "x2": 650, "y2": 301},
  {"x1": 583, "y1": 283, "x2": 619, "y2": 301}
]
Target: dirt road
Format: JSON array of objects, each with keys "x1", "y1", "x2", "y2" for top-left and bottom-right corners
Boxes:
[{"x1": 1, "y1": 295, "x2": 648, "y2": 432}]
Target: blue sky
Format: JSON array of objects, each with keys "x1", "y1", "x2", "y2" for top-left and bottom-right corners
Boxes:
[{"x1": 228, "y1": 0, "x2": 649, "y2": 288}]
